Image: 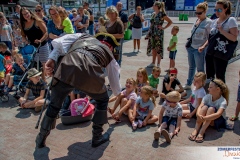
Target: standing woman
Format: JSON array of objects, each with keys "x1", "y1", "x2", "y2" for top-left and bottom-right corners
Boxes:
[
  {"x1": 128, "y1": 6, "x2": 144, "y2": 53},
  {"x1": 205, "y1": 0, "x2": 238, "y2": 83},
  {"x1": 47, "y1": 6, "x2": 63, "y2": 45},
  {"x1": 147, "y1": 2, "x2": 172, "y2": 68},
  {"x1": 35, "y1": 4, "x2": 48, "y2": 26},
  {"x1": 183, "y1": 2, "x2": 212, "y2": 90},
  {"x1": 20, "y1": 7, "x2": 49, "y2": 82},
  {"x1": 74, "y1": 6, "x2": 89, "y2": 33},
  {"x1": 0, "y1": 14, "x2": 14, "y2": 51}
]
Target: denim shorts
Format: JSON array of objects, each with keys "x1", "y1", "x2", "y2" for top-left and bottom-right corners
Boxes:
[
  {"x1": 237, "y1": 84, "x2": 240, "y2": 102},
  {"x1": 162, "y1": 116, "x2": 177, "y2": 127},
  {"x1": 208, "y1": 106, "x2": 226, "y2": 130},
  {"x1": 169, "y1": 50, "x2": 177, "y2": 60}
]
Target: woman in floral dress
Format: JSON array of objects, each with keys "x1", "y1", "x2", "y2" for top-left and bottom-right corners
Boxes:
[{"x1": 147, "y1": 2, "x2": 172, "y2": 68}]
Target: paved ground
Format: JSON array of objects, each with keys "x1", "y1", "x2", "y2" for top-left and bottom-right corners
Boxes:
[{"x1": 0, "y1": 23, "x2": 240, "y2": 160}]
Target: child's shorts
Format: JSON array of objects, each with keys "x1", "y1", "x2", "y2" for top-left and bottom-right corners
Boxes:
[
  {"x1": 237, "y1": 83, "x2": 240, "y2": 102},
  {"x1": 162, "y1": 116, "x2": 177, "y2": 127},
  {"x1": 188, "y1": 103, "x2": 197, "y2": 118},
  {"x1": 0, "y1": 71, "x2": 4, "y2": 78},
  {"x1": 208, "y1": 106, "x2": 226, "y2": 130},
  {"x1": 169, "y1": 50, "x2": 177, "y2": 60}
]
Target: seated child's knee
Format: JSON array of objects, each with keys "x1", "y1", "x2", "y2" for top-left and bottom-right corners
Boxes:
[
  {"x1": 161, "y1": 122, "x2": 168, "y2": 128},
  {"x1": 207, "y1": 107, "x2": 216, "y2": 113}
]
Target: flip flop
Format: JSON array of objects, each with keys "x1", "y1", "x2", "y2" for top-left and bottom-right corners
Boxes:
[
  {"x1": 195, "y1": 135, "x2": 204, "y2": 143},
  {"x1": 188, "y1": 134, "x2": 197, "y2": 141},
  {"x1": 229, "y1": 116, "x2": 239, "y2": 121},
  {"x1": 154, "y1": 131, "x2": 160, "y2": 140}
]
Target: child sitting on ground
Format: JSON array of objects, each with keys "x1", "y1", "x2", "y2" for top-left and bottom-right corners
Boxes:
[
  {"x1": 167, "y1": 26, "x2": 179, "y2": 69},
  {"x1": 129, "y1": 86, "x2": 158, "y2": 130},
  {"x1": 0, "y1": 54, "x2": 5, "y2": 84},
  {"x1": 108, "y1": 78, "x2": 137, "y2": 122},
  {"x1": 154, "y1": 91, "x2": 183, "y2": 143},
  {"x1": 230, "y1": 70, "x2": 240, "y2": 121},
  {"x1": 59, "y1": 8, "x2": 74, "y2": 35},
  {"x1": 160, "y1": 67, "x2": 186, "y2": 99},
  {"x1": 136, "y1": 68, "x2": 149, "y2": 96},
  {"x1": 188, "y1": 79, "x2": 231, "y2": 143},
  {"x1": 0, "y1": 42, "x2": 11, "y2": 57},
  {"x1": 4, "y1": 54, "x2": 27, "y2": 93},
  {"x1": 148, "y1": 66, "x2": 161, "y2": 97},
  {"x1": 17, "y1": 68, "x2": 49, "y2": 112},
  {"x1": 180, "y1": 72, "x2": 206, "y2": 119}
]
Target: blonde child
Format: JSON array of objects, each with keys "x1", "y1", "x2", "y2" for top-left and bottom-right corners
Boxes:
[
  {"x1": 230, "y1": 70, "x2": 240, "y2": 121},
  {"x1": 58, "y1": 8, "x2": 74, "y2": 34},
  {"x1": 129, "y1": 86, "x2": 158, "y2": 130},
  {"x1": 13, "y1": 27, "x2": 24, "y2": 49},
  {"x1": 148, "y1": 66, "x2": 161, "y2": 97},
  {"x1": 160, "y1": 67, "x2": 186, "y2": 99},
  {"x1": 136, "y1": 68, "x2": 149, "y2": 96},
  {"x1": 108, "y1": 78, "x2": 137, "y2": 122},
  {"x1": 180, "y1": 72, "x2": 206, "y2": 119},
  {"x1": 167, "y1": 26, "x2": 179, "y2": 68},
  {"x1": 154, "y1": 91, "x2": 182, "y2": 143},
  {"x1": 188, "y1": 79, "x2": 230, "y2": 143},
  {"x1": 98, "y1": 17, "x2": 107, "y2": 33}
]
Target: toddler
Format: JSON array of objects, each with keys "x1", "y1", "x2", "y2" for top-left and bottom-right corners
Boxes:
[
  {"x1": 167, "y1": 26, "x2": 179, "y2": 68},
  {"x1": 97, "y1": 17, "x2": 107, "y2": 33},
  {"x1": 180, "y1": 72, "x2": 206, "y2": 118},
  {"x1": 129, "y1": 86, "x2": 158, "y2": 130},
  {"x1": 58, "y1": 8, "x2": 74, "y2": 34},
  {"x1": 154, "y1": 91, "x2": 183, "y2": 143},
  {"x1": 136, "y1": 68, "x2": 149, "y2": 96},
  {"x1": 148, "y1": 66, "x2": 161, "y2": 97}
]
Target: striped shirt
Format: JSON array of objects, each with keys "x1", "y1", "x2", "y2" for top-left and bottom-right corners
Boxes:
[{"x1": 26, "y1": 79, "x2": 46, "y2": 97}]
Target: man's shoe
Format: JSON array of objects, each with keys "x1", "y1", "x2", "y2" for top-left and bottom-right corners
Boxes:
[{"x1": 183, "y1": 85, "x2": 191, "y2": 90}]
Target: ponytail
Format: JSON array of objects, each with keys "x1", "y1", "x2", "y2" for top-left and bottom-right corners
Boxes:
[
  {"x1": 151, "y1": 95, "x2": 156, "y2": 107},
  {"x1": 217, "y1": 0, "x2": 232, "y2": 15}
]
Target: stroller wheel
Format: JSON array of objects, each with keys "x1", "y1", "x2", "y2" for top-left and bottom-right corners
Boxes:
[
  {"x1": 1, "y1": 95, "x2": 9, "y2": 102},
  {"x1": 19, "y1": 87, "x2": 26, "y2": 93}
]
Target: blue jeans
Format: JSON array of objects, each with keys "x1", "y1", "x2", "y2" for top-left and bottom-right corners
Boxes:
[
  {"x1": 88, "y1": 24, "x2": 94, "y2": 35},
  {"x1": 186, "y1": 46, "x2": 205, "y2": 86},
  {"x1": 117, "y1": 38, "x2": 124, "y2": 67}
]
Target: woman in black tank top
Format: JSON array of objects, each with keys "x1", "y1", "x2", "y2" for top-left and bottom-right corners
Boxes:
[{"x1": 20, "y1": 7, "x2": 49, "y2": 82}]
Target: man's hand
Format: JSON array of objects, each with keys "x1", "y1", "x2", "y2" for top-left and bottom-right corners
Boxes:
[{"x1": 45, "y1": 59, "x2": 55, "y2": 76}]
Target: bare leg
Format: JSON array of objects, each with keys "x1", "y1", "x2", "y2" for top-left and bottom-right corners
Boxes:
[
  {"x1": 152, "y1": 49, "x2": 157, "y2": 64},
  {"x1": 128, "y1": 109, "x2": 135, "y2": 123},
  {"x1": 146, "y1": 115, "x2": 158, "y2": 125},
  {"x1": 110, "y1": 95, "x2": 124, "y2": 115},
  {"x1": 4, "y1": 74, "x2": 10, "y2": 85},
  {"x1": 133, "y1": 39, "x2": 136, "y2": 50},
  {"x1": 137, "y1": 39, "x2": 140, "y2": 50},
  {"x1": 168, "y1": 124, "x2": 176, "y2": 138},
  {"x1": 70, "y1": 91, "x2": 75, "y2": 102},
  {"x1": 114, "y1": 98, "x2": 128, "y2": 120},
  {"x1": 157, "y1": 54, "x2": 161, "y2": 66},
  {"x1": 170, "y1": 59, "x2": 175, "y2": 68},
  {"x1": 182, "y1": 104, "x2": 190, "y2": 117},
  {"x1": 8, "y1": 76, "x2": 14, "y2": 88}
]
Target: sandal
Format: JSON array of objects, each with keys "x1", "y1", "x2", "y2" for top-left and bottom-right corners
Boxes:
[
  {"x1": 107, "y1": 107, "x2": 114, "y2": 115},
  {"x1": 195, "y1": 135, "x2": 204, "y2": 143},
  {"x1": 188, "y1": 134, "x2": 197, "y2": 141},
  {"x1": 229, "y1": 116, "x2": 239, "y2": 121}
]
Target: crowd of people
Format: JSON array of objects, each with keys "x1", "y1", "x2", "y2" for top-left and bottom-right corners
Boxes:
[{"x1": 0, "y1": 0, "x2": 239, "y2": 148}]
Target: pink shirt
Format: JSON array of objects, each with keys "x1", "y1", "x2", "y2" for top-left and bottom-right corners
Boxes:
[{"x1": 121, "y1": 90, "x2": 137, "y2": 109}]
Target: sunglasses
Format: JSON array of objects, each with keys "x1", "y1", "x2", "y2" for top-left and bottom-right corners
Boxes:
[
  {"x1": 35, "y1": 10, "x2": 41, "y2": 12},
  {"x1": 195, "y1": 11, "x2": 203, "y2": 15},
  {"x1": 214, "y1": 8, "x2": 222, "y2": 13},
  {"x1": 166, "y1": 99, "x2": 177, "y2": 104}
]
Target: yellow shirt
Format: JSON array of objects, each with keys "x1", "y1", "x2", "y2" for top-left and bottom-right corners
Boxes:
[{"x1": 63, "y1": 17, "x2": 74, "y2": 34}]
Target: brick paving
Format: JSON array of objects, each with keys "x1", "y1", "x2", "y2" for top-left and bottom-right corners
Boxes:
[{"x1": 0, "y1": 23, "x2": 240, "y2": 160}]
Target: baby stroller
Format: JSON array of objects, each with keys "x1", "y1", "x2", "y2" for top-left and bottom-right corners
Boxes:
[
  {"x1": 0, "y1": 85, "x2": 9, "y2": 102},
  {"x1": 13, "y1": 44, "x2": 41, "y2": 95}
]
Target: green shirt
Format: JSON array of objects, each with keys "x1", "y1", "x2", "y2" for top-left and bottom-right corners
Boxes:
[
  {"x1": 148, "y1": 74, "x2": 159, "y2": 89},
  {"x1": 169, "y1": 35, "x2": 178, "y2": 51},
  {"x1": 63, "y1": 17, "x2": 74, "y2": 34}
]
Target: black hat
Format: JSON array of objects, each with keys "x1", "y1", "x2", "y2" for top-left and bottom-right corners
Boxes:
[{"x1": 95, "y1": 33, "x2": 120, "y2": 51}]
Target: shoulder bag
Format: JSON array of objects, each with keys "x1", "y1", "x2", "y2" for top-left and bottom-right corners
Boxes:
[{"x1": 185, "y1": 19, "x2": 203, "y2": 48}]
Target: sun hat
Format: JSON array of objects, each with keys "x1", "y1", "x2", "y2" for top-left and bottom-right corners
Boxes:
[{"x1": 27, "y1": 68, "x2": 42, "y2": 78}]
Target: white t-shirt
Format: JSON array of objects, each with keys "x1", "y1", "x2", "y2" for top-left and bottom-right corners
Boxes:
[
  {"x1": 210, "y1": 17, "x2": 238, "y2": 35},
  {"x1": 191, "y1": 87, "x2": 206, "y2": 108},
  {"x1": 162, "y1": 101, "x2": 183, "y2": 118},
  {"x1": 202, "y1": 94, "x2": 227, "y2": 119},
  {"x1": 136, "y1": 97, "x2": 154, "y2": 119}
]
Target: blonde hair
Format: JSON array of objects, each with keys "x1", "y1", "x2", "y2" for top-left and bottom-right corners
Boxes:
[
  {"x1": 197, "y1": 2, "x2": 208, "y2": 12},
  {"x1": 152, "y1": 66, "x2": 161, "y2": 73},
  {"x1": 166, "y1": 91, "x2": 181, "y2": 103},
  {"x1": 211, "y1": 79, "x2": 229, "y2": 104},
  {"x1": 15, "y1": 53, "x2": 23, "y2": 60},
  {"x1": 105, "y1": 6, "x2": 119, "y2": 19},
  {"x1": 194, "y1": 72, "x2": 206, "y2": 86},
  {"x1": 136, "y1": 68, "x2": 149, "y2": 85},
  {"x1": 126, "y1": 78, "x2": 137, "y2": 93},
  {"x1": 98, "y1": 17, "x2": 105, "y2": 25},
  {"x1": 173, "y1": 26, "x2": 179, "y2": 32},
  {"x1": 154, "y1": 1, "x2": 166, "y2": 13},
  {"x1": 217, "y1": 0, "x2": 232, "y2": 15},
  {"x1": 58, "y1": 7, "x2": 68, "y2": 18},
  {"x1": 83, "y1": 9, "x2": 90, "y2": 18},
  {"x1": 141, "y1": 86, "x2": 156, "y2": 107}
]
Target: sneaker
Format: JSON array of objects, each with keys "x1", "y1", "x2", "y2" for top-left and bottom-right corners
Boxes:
[
  {"x1": 138, "y1": 50, "x2": 141, "y2": 53},
  {"x1": 161, "y1": 129, "x2": 171, "y2": 143},
  {"x1": 138, "y1": 119, "x2": 143, "y2": 128},
  {"x1": 154, "y1": 131, "x2": 161, "y2": 140},
  {"x1": 183, "y1": 85, "x2": 191, "y2": 90},
  {"x1": 133, "y1": 49, "x2": 136, "y2": 52},
  {"x1": 147, "y1": 63, "x2": 155, "y2": 68},
  {"x1": 132, "y1": 121, "x2": 138, "y2": 130},
  {"x1": 157, "y1": 64, "x2": 160, "y2": 67}
]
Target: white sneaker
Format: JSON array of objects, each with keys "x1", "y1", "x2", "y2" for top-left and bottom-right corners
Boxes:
[
  {"x1": 157, "y1": 64, "x2": 160, "y2": 67},
  {"x1": 183, "y1": 85, "x2": 191, "y2": 90},
  {"x1": 147, "y1": 63, "x2": 155, "y2": 68},
  {"x1": 132, "y1": 121, "x2": 138, "y2": 130},
  {"x1": 138, "y1": 50, "x2": 141, "y2": 53},
  {"x1": 133, "y1": 49, "x2": 136, "y2": 52},
  {"x1": 138, "y1": 119, "x2": 143, "y2": 128}
]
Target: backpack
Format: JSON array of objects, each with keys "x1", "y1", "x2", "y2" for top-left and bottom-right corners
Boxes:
[{"x1": 70, "y1": 97, "x2": 95, "y2": 117}]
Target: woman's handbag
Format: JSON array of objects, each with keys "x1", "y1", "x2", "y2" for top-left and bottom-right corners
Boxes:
[
  {"x1": 207, "y1": 18, "x2": 238, "y2": 60},
  {"x1": 128, "y1": 24, "x2": 133, "y2": 30}
]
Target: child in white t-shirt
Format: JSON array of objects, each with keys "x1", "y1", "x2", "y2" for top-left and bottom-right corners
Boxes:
[{"x1": 180, "y1": 72, "x2": 206, "y2": 118}]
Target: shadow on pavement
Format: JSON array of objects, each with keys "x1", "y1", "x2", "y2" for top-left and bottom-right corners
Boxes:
[
  {"x1": 184, "y1": 118, "x2": 196, "y2": 128},
  {"x1": 204, "y1": 127, "x2": 224, "y2": 141},
  {"x1": 33, "y1": 147, "x2": 50, "y2": 160},
  {"x1": 123, "y1": 51, "x2": 138, "y2": 57},
  {"x1": 152, "y1": 139, "x2": 170, "y2": 148},
  {"x1": 56, "y1": 120, "x2": 92, "y2": 130},
  {"x1": 15, "y1": 108, "x2": 37, "y2": 119}
]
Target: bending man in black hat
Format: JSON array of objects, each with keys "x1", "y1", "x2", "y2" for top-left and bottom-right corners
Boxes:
[{"x1": 36, "y1": 33, "x2": 121, "y2": 148}]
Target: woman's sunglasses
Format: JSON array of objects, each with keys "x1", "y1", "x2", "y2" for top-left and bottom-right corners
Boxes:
[
  {"x1": 195, "y1": 12, "x2": 203, "y2": 15},
  {"x1": 35, "y1": 9, "x2": 41, "y2": 12},
  {"x1": 214, "y1": 8, "x2": 222, "y2": 13}
]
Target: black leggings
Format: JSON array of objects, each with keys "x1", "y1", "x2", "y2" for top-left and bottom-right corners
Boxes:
[{"x1": 205, "y1": 54, "x2": 228, "y2": 83}]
